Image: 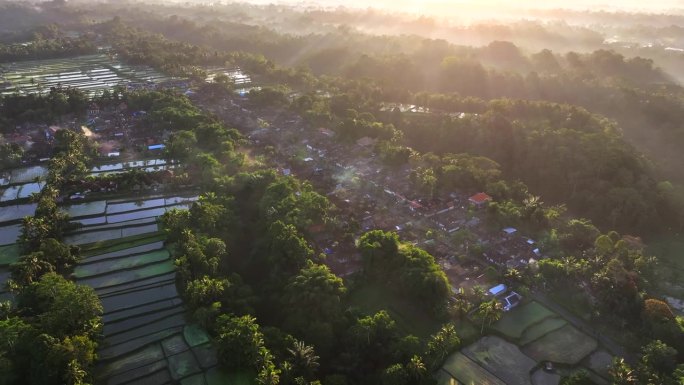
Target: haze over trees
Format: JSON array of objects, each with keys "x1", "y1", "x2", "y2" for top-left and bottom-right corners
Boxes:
[{"x1": 1, "y1": 0, "x2": 684, "y2": 384}]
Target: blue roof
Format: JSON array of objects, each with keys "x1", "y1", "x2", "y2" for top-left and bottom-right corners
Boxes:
[
  {"x1": 148, "y1": 144, "x2": 166, "y2": 150},
  {"x1": 489, "y1": 284, "x2": 507, "y2": 296}
]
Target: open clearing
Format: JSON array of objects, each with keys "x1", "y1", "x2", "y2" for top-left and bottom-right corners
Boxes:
[
  {"x1": 493, "y1": 301, "x2": 556, "y2": 339},
  {"x1": 441, "y1": 352, "x2": 506, "y2": 385},
  {"x1": 463, "y1": 336, "x2": 536, "y2": 385},
  {"x1": 522, "y1": 324, "x2": 598, "y2": 365},
  {"x1": 519, "y1": 316, "x2": 567, "y2": 345}
]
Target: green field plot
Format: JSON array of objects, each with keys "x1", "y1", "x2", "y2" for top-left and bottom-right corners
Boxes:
[
  {"x1": 162, "y1": 334, "x2": 190, "y2": 357},
  {"x1": 192, "y1": 343, "x2": 219, "y2": 370},
  {"x1": 106, "y1": 313, "x2": 187, "y2": 347},
  {"x1": 95, "y1": 272, "x2": 176, "y2": 297},
  {"x1": 648, "y1": 236, "x2": 684, "y2": 271},
  {"x1": 519, "y1": 317, "x2": 568, "y2": 345},
  {"x1": 99, "y1": 327, "x2": 183, "y2": 360},
  {"x1": 106, "y1": 360, "x2": 168, "y2": 385},
  {"x1": 77, "y1": 259, "x2": 176, "y2": 289},
  {"x1": 493, "y1": 301, "x2": 556, "y2": 339},
  {"x1": 0, "y1": 244, "x2": 20, "y2": 265},
  {"x1": 80, "y1": 232, "x2": 166, "y2": 257},
  {"x1": 442, "y1": 352, "x2": 506, "y2": 385},
  {"x1": 100, "y1": 283, "x2": 179, "y2": 314},
  {"x1": 348, "y1": 283, "x2": 441, "y2": 337},
  {"x1": 83, "y1": 240, "x2": 164, "y2": 263},
  {"x1": 168, "y1": 350, "x2": 202, "y2": 381},
  {"x1": 100, "y1": 343, "x2": 165, "y2": 377},
  {"x1": 74, "y1": 249, "x2": 170, "y2": 278},
  {"x1": 648, "y1": 236, "x2": 684, "y2": 298},
  {"x1": 463, "y1": 336, "x2": 536, "y2": 385},
  {"x1": 103, "y1": 306, "x2": 185, "y2": 337},
  {"x1": 184, "y1": 324, "x2": 211, "y2": 347},
  {"x1": 522, "y1": 324, "x2": 598, "y2": 365},
  {"x1": 104, "y1": 298, "x2": 183, "y2": 324}
]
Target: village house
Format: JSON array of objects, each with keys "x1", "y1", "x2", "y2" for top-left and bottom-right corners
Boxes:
[{"x1": 469, "y1": 192, "x2": 492, "y2": 207}]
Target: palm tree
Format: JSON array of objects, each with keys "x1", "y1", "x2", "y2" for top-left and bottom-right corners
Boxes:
[
  {"x1": 523, "y1": 195, "x2": 544, "y2": 223},
  {"x1": 426, "y1": 324, "x2": 461, "y2": 370},
  {"x1": 287, "y1": 340, "x2": 319, "y2": 380},
  {"x1": 504, "y1": 268, "x2": 522, "y2": 285},
  {"x1": 476, "y1": 299, "x2": 503, "y2": 334},
  {"x1": 406, "y1": 355, "x2": 427, "y2": 382},
  {"x1": 609, "y1": 358, "x2": 637, "y2": 385},
  {"x1": 450, "y1": 296, "x2": 471, "y2": 319}
]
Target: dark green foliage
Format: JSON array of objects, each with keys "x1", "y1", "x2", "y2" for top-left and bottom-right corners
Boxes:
[
  {"x1": 10, "y1": 238, "x2": 79, "y2": 287},
  {"x1": 1, "y1": 274, "x2": 102, "y2": 385},
  {"x1": 216, "y1": 314, "x2": 269, "y2": 371},
  {"x1": 358, "y1": 231, "x2": 450, "y2": 315},
  {"x1": 280, "y1": 262, "x2": 346, "y2": 352},
  {"x1": 1, "y1": 88, "x2": 89, "y2": 125},
  {"x1": 560, "y1": 370, "x2": 594, "y2": 385}
]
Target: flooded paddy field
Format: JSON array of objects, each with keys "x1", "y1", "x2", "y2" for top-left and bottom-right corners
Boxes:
[
  {"x1": 64, "y1": 194, "x2": 226, "y2": 385},
  {"x1": 0, "y1": 54, "x2": 172, "y2": 96}
]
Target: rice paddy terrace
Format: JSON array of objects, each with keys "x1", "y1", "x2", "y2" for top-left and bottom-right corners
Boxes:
[
  {"x1": 0, "y1": 54, "x2": 172, "y2": 96},
  {"x1": 0, "y1": 159, "x2": 233, "y2": 384},
  {"x1": 0, "y1": 159, "x2": 174, "y2": 204},
  {"x1": 438, "y1": 301, "x2": 611, "y2": 385},
  {"x1": 0, "y1": 202, "x2": 36, "y2": 302},
  {"x1": 63, "y1": 194, "x2": 236, "y2": 385}
]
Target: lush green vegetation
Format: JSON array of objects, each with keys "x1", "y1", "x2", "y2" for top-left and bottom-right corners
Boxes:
[
  {"x1": 1, "y1": 1, "x2": 684, "y2": 383},
  {"x1": 0, "y1": 35, "x2": 95, "y2": 62},
  {"x1": 1, "y1": 125, "x2": 102, "y2": 385}
]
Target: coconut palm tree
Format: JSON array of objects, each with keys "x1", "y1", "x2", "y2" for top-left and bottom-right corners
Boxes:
[
  {"x1": 476, "y1": 299, "x2": 503, "y2": 334},
  {"x1": 609, "y1": 358, "x2": 637, "y2": 385},
  {"x1": 406, "y1": 355, "x2": 427, "y2": 382},
  {"x1": 287, "y1": 340, "x2": 319, "y2": 380}
]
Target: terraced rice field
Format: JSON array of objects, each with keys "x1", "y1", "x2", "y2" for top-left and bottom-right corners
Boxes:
[
  {"x1": 0, "y1": 208, "x2": 26, "y2": 303},
  {"x1": 462, "y1": 336, "x2": 536, "y2": 385},
  {"x1": 65, "y1": 194, "x2": 227, "y2": 384},
  {"x1": 440, "y1": 352, "x2": 506, "y2": 385},
  {"x1": 0, "y1": 182, "x2": 44, "y2": 202},
  {"x1": 440, "y1": 301, "x2": 603, "y2": 385},
  {"x1": 522, "y1": 324, "x2": 598, "y2": 365},
  {"x1": 492, "y1": 302, "x2": 598, "y2": 366},
  {"x1": 492, "y1": 301, "x2": 557, "y2": 339},
  {"x1": 90, "y1": 159, "x2": 172, "y2": 176},
  {"x1": 0, "y1": 54, "x2": 171, "y2": 96},
  {"x1": 0, "y1": 160, "x2": 175, "y2": 205}
]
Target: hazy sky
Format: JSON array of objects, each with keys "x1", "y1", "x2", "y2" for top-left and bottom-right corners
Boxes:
[{"x1": 244, "y1": 0, "x2": 684, "y2": 16}]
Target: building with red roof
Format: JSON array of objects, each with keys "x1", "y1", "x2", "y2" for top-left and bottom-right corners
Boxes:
[{"x1": 469, "y1": 192, "x2": 492, "y2": 206}]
